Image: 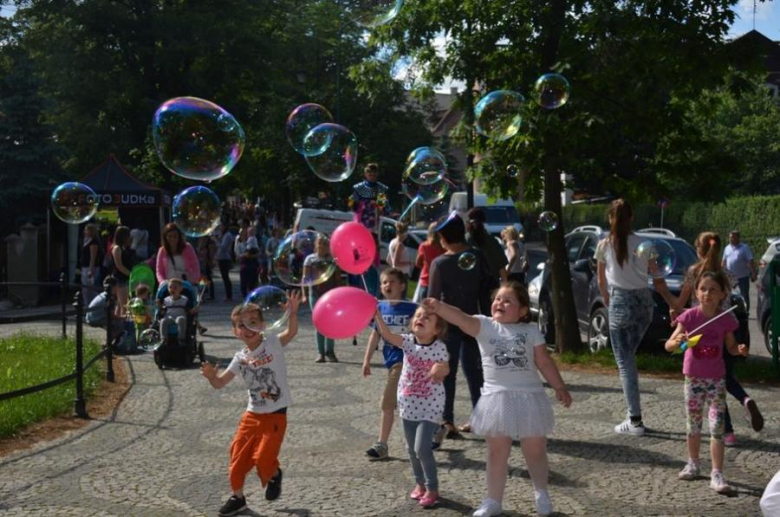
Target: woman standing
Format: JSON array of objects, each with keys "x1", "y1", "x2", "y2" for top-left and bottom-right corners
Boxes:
[
  {"x1": 215, "y1": 222, "x2": 234, "y2": 302},
  {"x1": 388, "y1": 222, "x2": 413, "y2": 278},
  {"x1": 109, "y1": 226, "x2": 134, "y2": 317},
  {"x1": 501, "y1": 226, "x2": 528, "y2": 284},
  {"x1": 234, "y1": 227, "x2": 260, "y2": 299},
  {"x1": 197, "y1": 235, "x2": 217, "y2": 301},
  {"x1": 81, "y1": 223, "x2": 103, "y2": 305},
  {"x1": 413, "y1": 222, "x2": 444, "y2": 303},
  {"x1": 155, "y1": 223, "x2": 200, "y2": 285},
  {"x1": 596, "y1": 199, "x2": 656, "y2": 436}
]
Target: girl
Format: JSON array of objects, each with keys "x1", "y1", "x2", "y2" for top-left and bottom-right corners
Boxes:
[
  {"x1": 301, "y1": 234, "x2": 341, "y2": 363},
  {"x1": 423, "y1": 282, "x2": 572, "y2": 517},
  {"x1": 388, "y1": 221, "x2": 413, "y2": 278},
  {"x1": 109, "y1": 226, "x2": 134, "y2": 317},
  {"x1": 413, "y1": 222, "x2": 444, "y2": 302},
  {"x1": 501, "y1": 226, "x2": 528, "y2": 285},
  {"x1": 665, "y1": 271, "x2": 748, "y2": 494},
  {"x1": 374, "y1": 306, "x2": 450, "y2": 508}
]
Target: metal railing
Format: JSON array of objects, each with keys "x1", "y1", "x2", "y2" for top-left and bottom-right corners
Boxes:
[{"x1": 0, "y1": 276, "x2": 116, "y2": 418}]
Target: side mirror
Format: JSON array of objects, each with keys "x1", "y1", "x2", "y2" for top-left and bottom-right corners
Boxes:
[{"x1": 573, "y1": 258, "x2": 591, "y2": 273}]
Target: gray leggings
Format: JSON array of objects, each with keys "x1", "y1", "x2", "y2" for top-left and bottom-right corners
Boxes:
[
  {"x1": 161, "y1": 315, "x2": 187, "y2": 340},
  {"x1": 402, "y1": 419, "x2": 439, "y2": 491}
]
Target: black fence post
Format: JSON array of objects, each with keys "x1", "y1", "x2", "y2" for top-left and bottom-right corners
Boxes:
[
  {"x1": 104, "y1": 283, "x2": 115, "y2": 383},
  {"x1": 60, "y1": 272, "x2": 68, "y2": 339},
  {"x1": 73, "y1": 291, "x2": 88, "y2": 418}
]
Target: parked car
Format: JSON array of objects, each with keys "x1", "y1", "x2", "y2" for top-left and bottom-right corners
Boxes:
[
  {"x1": 755, "y1": 237, "x2": 780, "y2": 354},
  {"x1": 528, "y1": 226, "x2": 750, "y2": 353},
  {"x1": 449, "y1": 192, "x2": 524, "y2": 239}
]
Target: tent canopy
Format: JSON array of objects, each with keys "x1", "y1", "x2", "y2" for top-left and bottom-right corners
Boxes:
[{"x1": 80, "y1": 154, "x2": 170, "y2": 208}]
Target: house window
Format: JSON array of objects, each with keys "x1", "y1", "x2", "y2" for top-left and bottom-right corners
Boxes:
[{"x1": 767, "y1": 83, "x2": 779, "y2": 98}]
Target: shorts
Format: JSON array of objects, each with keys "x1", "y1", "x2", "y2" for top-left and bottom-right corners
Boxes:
[
  {"x1": 228, "y1": 411, "x2": 287, "y2": 491},
  {"x1": 381, "y1": 363, "x2": 403, "y2": 411}
]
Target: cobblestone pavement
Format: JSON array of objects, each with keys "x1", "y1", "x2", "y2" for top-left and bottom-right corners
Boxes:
[{"x1": 1, "y1": 279, "x2": 779, "y2": 516}]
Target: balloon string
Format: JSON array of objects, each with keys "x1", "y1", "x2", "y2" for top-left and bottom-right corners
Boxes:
[
  {"x1": 360, "y1": 274, "x2": 369, "y2": 292},
  {"x1": 398, "y1": 196, "x2": 420, "y2": 222}
]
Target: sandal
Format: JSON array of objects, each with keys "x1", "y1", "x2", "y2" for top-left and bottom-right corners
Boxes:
[
  {"x1": 458, "y1": 423, "x2": 472, "y2": 433},
  {"x1": 443, "y1": 422, "x2": 461, "y2": 439}
]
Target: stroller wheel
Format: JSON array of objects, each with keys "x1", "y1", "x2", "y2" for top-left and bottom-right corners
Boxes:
[{"x1": 198, "y1": 342, "x2": 206, "y2": 363}]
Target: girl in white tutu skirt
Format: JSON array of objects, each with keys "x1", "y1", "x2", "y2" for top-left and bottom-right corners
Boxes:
[{"x1": 422, "y1": 281, "x2": 572, "y2": 517}]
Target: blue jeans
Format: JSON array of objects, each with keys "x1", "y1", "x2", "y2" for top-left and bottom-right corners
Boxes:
[
  {"x1": 442, "y1": 327, "x2": 483, "y2": 424},
  {"x1": 402, "y1": 419, "x2": 439, "y2": 490},
  {"x1": 608, "y1": 287, "x2": 652, "y2": 420},
  {"x1": 737, "y1": 276, "x2": 751, "y2": 312}
]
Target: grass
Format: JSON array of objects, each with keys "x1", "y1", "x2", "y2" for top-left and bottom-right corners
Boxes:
[
  {"x1": 0, "y1": 334, "x2": 103, "y2": 438},
  {"x1": 557, "y1": 347, "x2": 780, "y2": 384}
]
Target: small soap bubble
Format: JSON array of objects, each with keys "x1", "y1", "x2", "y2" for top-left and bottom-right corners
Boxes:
[
  {"x1": 404, "y1": 147, "x2": 447, "y2": 185},
  {"x1": 538, "y1": 211, "x2": 559, "y2": 232},
  {"x1": 172, "y1": 186, "x2": 221, "y2": 238},
  {"x1": 51, "y1": 182, "x2": 99, "y2": 224},
  {"x1": 341, "y1": 0, "x2": 403, "y2": 28},
  {"x1": 634, "y1": 239, "x2": 676, "y2": 279},
  {"x1": 285, "y1": 104, "x2": 333, "y2": 156},
  {"x1": 506, "y1": 164, "x2": 519, "y2": 178},
  {"x1": 458, "y1": 252, "x2": 477, "y2": 271},
  {"x1": 139, "y1": 329, "x2": 161, "y2": 348},
  {"x1": 535, "y1": 73, "x2": 571, "y2": 110},
  {"x1": 474, "y1": 90, "x2": 525, "y2": 141},
  {"x1": 303, "y1": 123, "x2": 358, "y2": 182},
  {"x1": 152, "y1": 97, "x2": 245, "y2": 182},
  {"x1": 272, "y1": 230, "x2": 337, "y2": 287},
  {"x1": 244, "y1": 286, "x2": 290, "y2": 334}
]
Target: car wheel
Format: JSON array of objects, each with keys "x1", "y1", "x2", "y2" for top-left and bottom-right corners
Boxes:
[
  {"x1": 764, "y1": 317, "x2": 774, "y2": 356},
  {"x1": 538, "y1": 295, "x2": 555, "y2": 344},
  {"x1": 588, "y1": 307, "x2": 610, "y2": 354}
]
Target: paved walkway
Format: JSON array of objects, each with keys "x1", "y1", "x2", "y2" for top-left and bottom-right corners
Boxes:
[{"x1": 1, "y1": 280, "x2": 779, "y2": 516}]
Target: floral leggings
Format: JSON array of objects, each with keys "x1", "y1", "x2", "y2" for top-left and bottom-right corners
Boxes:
[{"x1": 684, "y1": 376, "x2": 726, "y2": 440}]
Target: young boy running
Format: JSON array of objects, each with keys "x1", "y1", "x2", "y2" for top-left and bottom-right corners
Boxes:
[{"x1": 201, "y1": 291, "x2": 301, "y2": 516}]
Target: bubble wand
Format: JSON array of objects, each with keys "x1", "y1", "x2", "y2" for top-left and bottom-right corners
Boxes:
[
  {"x1": 398, "y1": 195, "x2": 421, "y2": 222},
  {"x1": 672, "y1": 305, "x2": 738, "y2": 355}
]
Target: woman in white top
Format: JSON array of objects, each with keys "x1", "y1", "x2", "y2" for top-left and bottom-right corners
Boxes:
[
  {"x1": 388, "y1": 221, "x2": 413, "y2": 277},
  {"x1": 501, "y1": 226, "x2": 528, "y2": 284},
  {"x1": 595, "y1": 199, "x2": 661, "y2": 437}
]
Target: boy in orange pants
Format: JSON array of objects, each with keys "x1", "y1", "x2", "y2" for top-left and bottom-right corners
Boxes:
[{"x1": 201, "y1": 290, "x2": 301, "y2": 516}]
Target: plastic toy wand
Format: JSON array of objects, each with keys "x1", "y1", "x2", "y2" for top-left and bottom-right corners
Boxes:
[{"x1": 672, "y1": 305, "x2": 738, "y2": 355}]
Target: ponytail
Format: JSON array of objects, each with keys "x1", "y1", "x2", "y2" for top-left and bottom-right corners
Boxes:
[
  {"x1": 691, "y1": 232, "x2": 722, "y2": 284},
  {"x1": 608, "y1": 199, "x2": 633, "y2": 268}
]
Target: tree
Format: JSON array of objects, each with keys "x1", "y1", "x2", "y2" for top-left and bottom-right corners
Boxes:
[{"x1": 357, "y1": 0, "x2": 740, "y2": 352}]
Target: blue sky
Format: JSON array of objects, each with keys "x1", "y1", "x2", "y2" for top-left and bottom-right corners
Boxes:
[{"x1": 729, "y1": 0, "x2": 780, "y2": 39}]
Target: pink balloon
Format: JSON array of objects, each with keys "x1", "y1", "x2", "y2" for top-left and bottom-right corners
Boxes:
[
  {"x1": 312, "y1": 286, "x2": 377, "y2": 339},
  {"x1": 329, "y1": 221, "x2": 376, "y2": 275}
]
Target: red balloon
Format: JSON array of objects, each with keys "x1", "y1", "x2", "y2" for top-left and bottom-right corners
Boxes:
[
  {"x1": 329, "y1": 221, "x2": 376, "y2": 275},
  {"x1": 312, "y1": 286, "x2": 377, "y2": 339}
]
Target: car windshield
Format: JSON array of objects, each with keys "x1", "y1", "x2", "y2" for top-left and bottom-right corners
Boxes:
[
  {"x1": 660, "y1": 239, "x2": 697, "y2": 276},
  {"x1": 483, "y1": 206, "x2": 519, "y2": 224}
]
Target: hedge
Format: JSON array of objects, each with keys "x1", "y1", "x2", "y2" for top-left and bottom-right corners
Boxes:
[{"x1": 521, "y1": 196, "x2": 780, "y2": 258}]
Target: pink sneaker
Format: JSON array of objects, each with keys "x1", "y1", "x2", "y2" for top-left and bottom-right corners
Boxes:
[
  {"x1": 419, "y1": 490, "x2": 439, "y2": 508},
  {"x1": 724, "y1": 432, "x2": 737, "y2": 447},
  {"x1": 409, "y1": 485, "x2": 426, "y2": 500}
]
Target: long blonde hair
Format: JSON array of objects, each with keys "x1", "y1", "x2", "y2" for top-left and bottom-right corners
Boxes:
[{"x1": 690, "y1": 232, "x2": 723, "y2": 284}]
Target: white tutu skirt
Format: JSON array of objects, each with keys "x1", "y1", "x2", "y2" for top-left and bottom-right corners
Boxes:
[{"x1": 470, "y1": 390, "x2": 555, "y2": 440}]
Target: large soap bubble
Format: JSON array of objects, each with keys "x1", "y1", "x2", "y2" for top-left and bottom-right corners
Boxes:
[
  {"x1": 152, "y1": 97, "x2": 245, "y2": 182},
  {"x1": 272, "y1": 230, "x2": 337, "y2": 287},
  {"x1": 244, "y1": 286, "x2": 290, "y2": 334},
  {"x1": 286, "y1": 103, "x2": 333, "y2": 156},
  {"x1": 535, "y1": 73, "x2": 570, "y2": 110},
  {"x1": 341, "y1": 0, "x2": 403, "y2": 28},
  {"x1": 634, "y1": 239, "x2": 677, "y2": 279},
  {"x1": 399, "y1": 179, "x2": 449, "y2": 221},
  {"x1": 474, "y1": 90, "x2": 525, "y2": 141},
  {"x1": 51, "y1": 182, "x2": 99, "y2": 224},
  {"x1": 303, "y1": 123, "x2": 358, "y2": 182},
  {"x1": 172, "y1": 186, "x2": 222, "y2": 238},
  {"x1": 404, "y1": 147, "x2": 447, "y2": 185}
]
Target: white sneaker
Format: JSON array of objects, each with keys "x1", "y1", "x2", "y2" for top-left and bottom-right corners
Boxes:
[
  {"x1": 614, "y1": 419, "x2": 645, "y2": 436},
  {"x1": 710, "y1": 471, "x2": 732, "y2": 494},
  {"x1": 678, "y1": 460, "x2": 700, "y2": 480},
  {"x1": 473, "y1": 498, "x2": 502, "y2": 517},
  {"x1": 534, "y1": 489, "x2": 553, "y2": 516}
]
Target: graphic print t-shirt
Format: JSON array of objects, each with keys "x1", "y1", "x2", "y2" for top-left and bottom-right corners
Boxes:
[
  {"x1": 475, "y1": 315, "x2": 546, "y2": 394},
  {"x1": 398, "y1": 334, "x2": 448, "y2": 422},
  {"x1": 227, "y1": 333, "x2": 290, "y2": 413},
  {"x1": 677, "y1": 306, "x2": 738, "y2": 379},
  {"x1": 375, "y1": 301, "x2": 416, "y2": 368}
]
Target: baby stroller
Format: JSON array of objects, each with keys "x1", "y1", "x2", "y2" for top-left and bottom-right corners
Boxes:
[{"x1": 151, "y1": 279, "x2": 206, "y2": 369}]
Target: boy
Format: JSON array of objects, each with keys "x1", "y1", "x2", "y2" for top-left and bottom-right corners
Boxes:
[
  {"x1": 159, "y1": 278, "x2": 189, "y2": 343},
  {"x1": 362, "y1": 268, "x2": 416, "y2": 460},
  {"x1": 201, "y1": 290, "x2": 301, "y2": 517}
]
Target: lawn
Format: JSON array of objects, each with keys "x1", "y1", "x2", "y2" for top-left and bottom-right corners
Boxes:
[{"x1": 0, "y1": 334, "x2": 103, "y2": 438}]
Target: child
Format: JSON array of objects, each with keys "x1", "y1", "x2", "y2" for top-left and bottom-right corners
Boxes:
[
  {"x1": 159, "y1": 278, "x2": 189, "y2": 343},
  {"x1": 665, "y1": 271, "x2": 748, "y2": 494},
  {"x1": 128, "y1": 283, "x2": 153, "y2": 346},
  {"x1": 374, "y1": 305, "x2": 450, "y2": 508},
  {"x1": 422, "y1": 281, "x2": 572, "y2": 517},
  {"x1": 362, "y1": 268, "x2": 417, "y2": 460},
  {"x1": 301, "y1": 234, "x2": 341, "y2": 363},
  {"x1": 200, "y1": 290, "x2": 301, "y2": 517}
]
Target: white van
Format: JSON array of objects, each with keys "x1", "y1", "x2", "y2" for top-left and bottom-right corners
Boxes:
[
  {"x1": 448, "y1": 192, "x2": 523, "y2": 238},
  {"x1": 294, "y1": 209, "x2": 422, "y2": 266}
]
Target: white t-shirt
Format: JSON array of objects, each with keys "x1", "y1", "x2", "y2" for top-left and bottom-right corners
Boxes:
[
  {"x1": 595, "y1": 234, "x2": 648, "y2": 290},
  {"x1": 475, "y1": 315, "x2": 546, "y2": 394},
  {"x1": 163, "y1": 295, "x2": 189, "y2": 319},
  {"x1": 506, "y1": 241, "x2": 527, "y2": 274},
  {"x1": 398, "y1": 334, "x2": 448, "y2": 422},
  {"x1": 227, "y1": 333, "x2": 290, "y2": 414},
  {"x1": 388, "y1": 237, "x2": 412, "y2": 276},
  {"x1": 166, "y1": 256, "x2": 187, "y2": 281}
]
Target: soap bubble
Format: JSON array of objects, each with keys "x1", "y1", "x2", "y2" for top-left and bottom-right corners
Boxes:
[
  {"x1": 139, "y1": 329, "x2": 160, "y2": 348},
  {"x1": 244, "y1": 286, "x2": 290, "y2": 334},
  {"x1": 474, "y1": 90, "x2": 525, "y2": 141},
  {"x1": 341, "y1": 0, "x2": 403, "y2": 28},
  {"x1": 458, "y1": 252, "x2": 477, "y2": 271},
  {"x1": 51, "y1": 182, "x2": 99, "y2": 224},
  {"x1": 272, "y1": 230, "x2": 337, "y2": 287},
  {"x1": 404, "y1": 147, "x2": 447, "y2": 185},
  {"x1": 538, "y1": 211, "x2": 559, "y2": 232},
  {"x1": 303, "y1": 123, "x2": 358, "y2": 182},
  {"x1": 172, "y1": 186, "x2": 221, "y2": 238},
  {"x1": 506, "y1": 164, "x2": 519, "y2": 178},
  {"x1": 634, "y1": 239, "x2": 676, "y2": 279},
  {"x1": 152, "y1": 97, "x2": 245, "y2": 182},
  {"x1": 402, "y1": 179, "x2": 449, "y2": 205},
  {"x1": 285, "y1": 104, "x2": 333, "y2": 156},
  {"x1": 535, "y1": 73, "x2": 570, "y2": 110}
]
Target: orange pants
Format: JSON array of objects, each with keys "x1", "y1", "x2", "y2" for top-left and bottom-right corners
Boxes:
[{"x1": 228, "y1": 411, "x2": 287, "y2": 491}]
